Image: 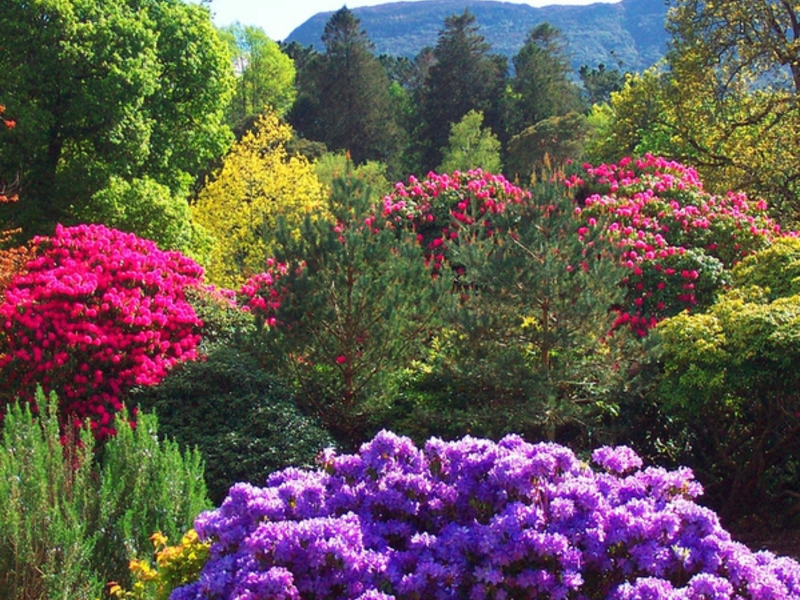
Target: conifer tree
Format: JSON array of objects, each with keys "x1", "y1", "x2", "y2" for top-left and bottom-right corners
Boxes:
[
  {"x1": 419, "y1": 10, "x2": 507, "y2": 171},
  {"x1": 508, "y1": 23, "x2": 584, "y2": 136},
  {"x1": 243, "y1": 170, "x2": 449, "y2": 447},
  {"x1": 410, "y1": 177, "x2": 626, "y2": 441},
  {"x1": 290, "y1": 8, "x2": 400, "y2": 167}
]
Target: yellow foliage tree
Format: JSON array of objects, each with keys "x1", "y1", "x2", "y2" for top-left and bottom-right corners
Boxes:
[{"x1": 192, "y1": 112, "x2": 327, "y2": 287}]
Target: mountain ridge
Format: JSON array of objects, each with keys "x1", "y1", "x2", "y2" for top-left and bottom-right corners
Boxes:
[{"x1": 285, "y1": 0, "x2": 670, "y2": 74}]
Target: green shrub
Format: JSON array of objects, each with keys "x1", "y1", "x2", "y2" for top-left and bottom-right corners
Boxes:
[
  {"x1": 133, "y1": 345, "x2": 334, "y2": 504},
  {"x1": 0, "y1": 389, "x2": 209, "y2": 600}
]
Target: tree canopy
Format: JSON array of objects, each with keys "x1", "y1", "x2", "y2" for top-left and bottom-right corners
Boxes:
[{"x1": 0, "y1": 0, "x2": 235, "y2": 246}]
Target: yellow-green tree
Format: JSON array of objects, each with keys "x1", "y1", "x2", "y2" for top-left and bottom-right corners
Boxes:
[
  {"x1": 192, "y1": 112, "x2": 326, "y2": 287},
  {"x1": 587, "y1": 2, "x2": 800, "y2": 223}
]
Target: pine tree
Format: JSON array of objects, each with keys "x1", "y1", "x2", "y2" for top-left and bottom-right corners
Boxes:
[
  {"x1": 290, "y1": 8, "x2": 400, "y2": 166},
  {"x1": 248, "y1": 169, "x2": 449, "y2": 447},
  {"x1": 509, "y1": 23, "x2": 584, "y2": 135},
  {"x1": 419, "y1": 10, "x2": 507, "y2": 171}
]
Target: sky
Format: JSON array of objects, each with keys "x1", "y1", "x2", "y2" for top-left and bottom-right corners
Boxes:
[{"x1": 204, "y1": 0, "x2": 621, "y2": 42}]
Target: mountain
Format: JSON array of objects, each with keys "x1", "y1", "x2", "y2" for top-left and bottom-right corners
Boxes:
[{"x1": 285, "y1": 0, "x2": 670, "y2": 74}]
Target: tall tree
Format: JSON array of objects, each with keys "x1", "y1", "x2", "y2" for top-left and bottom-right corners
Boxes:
[
  {"x1": 419, "y1": 10, "x2": 507, "y2": 171},
  {"x1": 669, "y1": 0, "x2": 800, "y2": 96},
  {"x1": 508, "y1": 23, "x2": 583, "y2": 136},
  {"x1": 0, "y1": 0, "x2": 235, "y2": 243},
  {"x1": 191, "y1": 111, "x2": 327, "y2": 288},
  {"x1": 290, "y1": 8, "x2": 400, "y2": 167},
  {"x1": 220, "y1": 23, "x2": 297, "y2": 127},
  {"x1": 590, "y1": 0, "x2": 800, "y2": 221}
]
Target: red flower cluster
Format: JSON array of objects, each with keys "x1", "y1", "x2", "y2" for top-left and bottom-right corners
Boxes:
[
  {"x1": 383, "y1": 169, "x2": 531, "y2": 272},
  {"x1": 0, "y1": 224, "x2": 205, "y2": 437},
  {"x1": 570, "y1": 154, "x2": 790, "y2": 335},
  {"x1": 237, "y1": 259, "x2": 289, "y2": 328}
]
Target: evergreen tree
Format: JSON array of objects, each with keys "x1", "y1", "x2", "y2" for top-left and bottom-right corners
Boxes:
[
  {"x1": 508, "y1": 23, "x2": 584, "y2": 135},
  {"x1": 244, "y1": 171, "x2": 449, "y2": 448},
  {"x1": 579, "y1": 63, "x2": 625, "y2": 105},
  {"x1": 290, "y1": 8, "x2": 400, "y2": 167},
  {"x1": 419, "y1": 10, "x2": 507, "y2": 171}
]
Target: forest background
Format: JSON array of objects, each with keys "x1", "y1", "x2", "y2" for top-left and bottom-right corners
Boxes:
[{"x1": 3, "y1": 0, "x2": 800, "y2": 596}]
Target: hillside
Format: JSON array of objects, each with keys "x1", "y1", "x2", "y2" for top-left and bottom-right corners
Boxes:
[{"x1": 285, "y1": 0, "x2": 670, "y2": 74}]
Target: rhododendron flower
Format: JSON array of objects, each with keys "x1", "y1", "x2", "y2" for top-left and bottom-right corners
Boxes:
[
  {"x1": 173, "y1": 431, "x2": 800, "y2": 600},
  {"x1": 0, "y1": 224, "x2": 205, "y2": 437}
]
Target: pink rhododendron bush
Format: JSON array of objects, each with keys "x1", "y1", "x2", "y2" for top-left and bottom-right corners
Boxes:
[
  {"x1": 173, "y1": 431, "x2": 800, "y2": 600},
  {"x1": 570, "y1": 154, "x2": 791, "y2": 336},
  {"x1": 382, "y1": 169, "x2": 531, "y2": 273},
  {"x1": 380, "y1": 160, "x2": 793, "y2": 338},
  {"x1": 0, "y1": 224, "x2": 204, "y2": 437}
]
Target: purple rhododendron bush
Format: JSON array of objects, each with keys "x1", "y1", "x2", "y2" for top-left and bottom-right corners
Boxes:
[{"x1": 173, "y1": 431, "x2": 800, "y2": 600}]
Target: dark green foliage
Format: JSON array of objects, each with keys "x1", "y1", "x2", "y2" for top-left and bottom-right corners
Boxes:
[
  {"x1": 579, "y1": 62, "x2": 626, "y2": 105},
  {"x1": 290, "y1": 8, "x2": 401, "y2": 167},
  {"x1": 418, "y1": 10, "x2": 507, "y2": 171},
  {"x1": 0, "y1": 389, "x2": 208, "y2": 599},
  {"x1": 506, "y1": 112, "x2": 591, "y2": 184},
  {"x1": 134, "y1": 287, "x2": 333, "y2": 505},
  {"x1": 508, "y1": 23, "x2": 585, "y2": 135},
  {"x1": 133, "y1": 346, "x2": 333, "y2": 505}
]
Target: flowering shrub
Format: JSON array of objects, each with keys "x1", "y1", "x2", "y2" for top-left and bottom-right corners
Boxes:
[
  {"x1": 173, "y1": 431, "x2": 800, "y2": 600},
  {"x1": 570, "y1": 154, "x2": 789, "y2": 335},
  {"x1": 109, "y1": 530, "x2": 210, "y2": 600},
  {"x1": 0, "y1": 224, "x2": 204, "y2": 437},
  {"x1": 382, "y1": 169, "x2": 531, "y2": 272}
]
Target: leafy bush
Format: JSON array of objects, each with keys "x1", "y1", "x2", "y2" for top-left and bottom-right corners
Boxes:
[
  {"x1": 173, "y1": 430, "x2": 800, "y2": 600},
  {"x1": 109, "y1": 530, "x2": 210, "y2": 600},
  {"x1": 0, "y1": 224, "x2": 205, "y2": 437},
  {"x1": 0, "y1": 389, "x2": 209, "y2": 599},
  {"x1": 133, "y1": 344, "x2": 333, "y2": 505},
  {"x1": 571, "y1": 154, "x2": 787, "y2": 335}
]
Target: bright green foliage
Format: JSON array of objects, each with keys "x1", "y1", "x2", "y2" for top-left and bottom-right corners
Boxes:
[
  {"x1": 75, "y1": 175, "x2": 196, "y2": 251},
  {"x1": 419, "y1": 10, "x2": 507, "y2": 171},
  {"x1": 437, "y1": 109, "x2": 502, "y2": 174},
  {"x1": 0, "y1": 391, "x2": 101, "y2": 600},
  {"x1": 220, "y1": 23, "x2": 297, "y2": 126},
  {"x1": 506, "y1": 112, "x2": 590, "y2": 184},
  {"x1": 314, "y1": 151, "x2": 392, "y2": 198},
  {"x1": 246, "y1": 174, "x2": 449, "y2": 447},
  {"x1": 109, "y1": 530, "x2": 209, "y2": 600},
  {"x1": 655, "y1": 238, "x2": 800, "y2": 521},
  {"x1": 0, "y1": 0, "x2": 235, "y2": 242},
  {"x1": 393, "y1": 178, "x2": 627, "y2": 443},
  {"x1": 0, "y1": 389, "x2": 209, "y2": 599},
  {"x1": 291, "y1": 8, "x2": 401, "y2": 166},
  {"x1": 191, "y1": 111, "x2": 327, "y2": 287},
  {"x1": 508, "y1": 23, "x2": 584, "y2": 135}
]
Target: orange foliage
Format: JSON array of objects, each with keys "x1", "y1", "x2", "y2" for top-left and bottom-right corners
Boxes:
[{"x1": 0, "y1": 104, "x2": 26, "y2": 298}]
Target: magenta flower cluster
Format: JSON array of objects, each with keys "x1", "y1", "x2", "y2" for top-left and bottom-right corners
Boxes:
[
  {"x1": 382, "y1": 169, "x2": 531, "y2": 272},
  {"x1": 0, "y1": 224, "x2": 205, "y2": 437},
  {"x1": 569, "y1": 154, "x2": 790, "y2": 335},
  {"x1": 172, "y1": 431, "x2": 800, "y2": 600}
]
